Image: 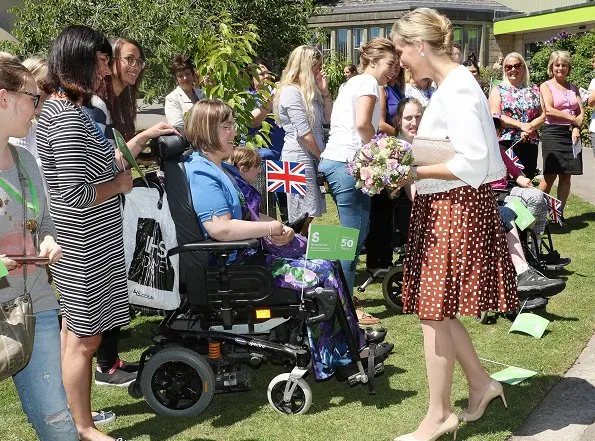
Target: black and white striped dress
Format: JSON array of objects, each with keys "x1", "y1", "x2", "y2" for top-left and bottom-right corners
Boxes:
[{"x1": 37, "y1": 99, "x2": 130, "y2": 337}]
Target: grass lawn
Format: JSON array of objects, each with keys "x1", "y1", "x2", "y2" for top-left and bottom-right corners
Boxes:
[{"x1": 1, "y1": 193, "x2": 594, "y2": 441}]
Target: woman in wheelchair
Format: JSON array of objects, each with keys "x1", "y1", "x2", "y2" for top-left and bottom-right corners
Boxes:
[{"x1": 182, "y1": 99, "x2": 393, "y2": 380}]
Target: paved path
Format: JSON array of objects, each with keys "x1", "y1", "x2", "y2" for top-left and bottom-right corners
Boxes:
[{"x1": 511, "y1": 148, "x2": 595, "y2": 441}]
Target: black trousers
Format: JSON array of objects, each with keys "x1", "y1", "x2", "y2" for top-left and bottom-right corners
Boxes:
[
  {"x1": 500, "y1": 140, "x2": 539, "y2": 179},
  {"x1": 96, "y1": 327, "x2": 120, "y2": 371},
  {"x1": 366, "y1": 190, "x2": 398, "y2": 270}
]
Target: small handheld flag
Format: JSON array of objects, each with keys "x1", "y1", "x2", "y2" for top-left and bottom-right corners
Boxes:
[
  {"x1": 505, "y1": 148, "x2": 524, "y2": 170},
  {"x1": 543, "y1": 193, "x2": 563, "y2": 225},
  {"x1": 266, "y1": 160, "x2": 307, "y2": 195}
]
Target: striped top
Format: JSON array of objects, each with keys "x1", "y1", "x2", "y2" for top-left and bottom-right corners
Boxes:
[{"x1": 36, "y1": 99, "x2": 130, "y2": 336}]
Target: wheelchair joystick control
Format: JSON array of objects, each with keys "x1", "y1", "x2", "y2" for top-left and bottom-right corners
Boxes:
[{"x1": 304, "y1": 287, "x2": 337, "y2": 325}]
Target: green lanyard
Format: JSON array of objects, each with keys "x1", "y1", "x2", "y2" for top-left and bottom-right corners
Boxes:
[{"x1": 0, "y1": 154, "x2": 39, "y2": 219}]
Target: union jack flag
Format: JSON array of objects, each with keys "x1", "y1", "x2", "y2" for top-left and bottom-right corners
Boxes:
[
  {"x1": 505, "y1": 148, "x2": 524, "y2": 170},
  {"x1": 543, "y1": 193, "x2": 564, "y2": 225},
  {"x1": 266, "y1": 160, "x2": 307, "y2": 195}
]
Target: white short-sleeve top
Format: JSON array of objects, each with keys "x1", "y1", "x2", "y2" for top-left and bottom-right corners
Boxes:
[
  {"x1": 322, "y1": 73, "x2": 380, "y2": 163},
  {"x1": 415, "y1": 65, "x2": 505, "y2": 195}
]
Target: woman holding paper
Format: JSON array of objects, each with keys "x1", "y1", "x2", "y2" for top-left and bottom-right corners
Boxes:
[
  {"x1": 538, "y1": 50, "x2": 584, "y2": 215},
  {"x1": 391, "y1": 8, "x2": 517, "y2": 441},
  {"x1": 488, "y1": 52, "x2": 545, "y2": 180},
  {"x1": 183, "y1": 99, "x2": 393, "y2": 379}
]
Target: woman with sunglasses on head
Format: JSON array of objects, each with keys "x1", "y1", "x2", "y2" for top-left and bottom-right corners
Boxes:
[
  {"x1": 488, "y1": 52, "x2": 545, "y2": 180},
  {"x1": 37, "y1": 25, "x2": 134, "y2": 441},
  {"x1": 0, "y1": 57, "x2": 79, "y2": 441},
  {"x1": 537, "y1": 50, "x2": 584, "y2": 218}
]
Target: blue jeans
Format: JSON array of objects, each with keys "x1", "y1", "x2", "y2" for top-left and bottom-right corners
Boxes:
[
  {"x1": 319, "y1": 158, "x2": 371, "y2": 296},
  {"x1": 13, "y1": 309, "x2": 78, "y2": 441}
]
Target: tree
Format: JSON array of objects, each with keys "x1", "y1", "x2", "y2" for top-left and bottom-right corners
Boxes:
[{"x1": 2, "y1": 0, "x2": 319, "y2": 102}]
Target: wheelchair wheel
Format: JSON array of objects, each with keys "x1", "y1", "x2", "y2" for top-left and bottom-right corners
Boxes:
[
  {"x1": 140, "y1": 346, "x2": 215, "y2": 417},
  {"x1": 382, "y1": 265, "x2": 404, "y2": 313},
  {"x1": 267, "y1": 373, "x2": 312, "y2": 415}
]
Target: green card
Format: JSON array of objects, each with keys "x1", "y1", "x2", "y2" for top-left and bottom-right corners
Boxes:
[
  {"x1": 0, "y1": 260, "x2": 8, "y2": 278},
  {"x1": 491, "y1": 366, "x2": 537, "y2": 385},
  {"x1": 113, "y1": 129, "x2": 148, "y2": 186},
  {"x1": 306, "y1": 225, "x2": 360, "y2": 260},
  {"x1": 505, "y1": 198, "x2": 536, "y2": 231},
  {"x1": 509, "y1": 313, "x2": 550, "y2": 338}
]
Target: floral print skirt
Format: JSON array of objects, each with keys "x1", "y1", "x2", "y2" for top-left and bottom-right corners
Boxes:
[{"x1": 266, "y1": 255, "x2": 366, "y2": 380}]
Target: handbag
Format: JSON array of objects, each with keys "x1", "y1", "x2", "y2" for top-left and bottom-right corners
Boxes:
[
  {"x1": 0, "y1": 145, "x2": 36, "y2": 381},
  {"x1": 412, "y1": 136, "x2": 456, "y2": 166}
]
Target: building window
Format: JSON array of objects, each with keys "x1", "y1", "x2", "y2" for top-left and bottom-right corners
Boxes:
[
  {"x1": 337, "y1": 28, "x2": 348, "y2": 60},
  {"x1": 384, "y1": 25, "x2": 392, "y2": 38},
  {"x1": 369, "y1": 26, "x2": 381, "y2": 40},
  {"x1": 318, "y1": 29, "x2": 332, "y2": 58},
  {"x1": 452, "y1": 26, "x2": 481, "y2": 61},
  {"x1": 352, "y1": 28, "x2": 364, "y2": 64}
]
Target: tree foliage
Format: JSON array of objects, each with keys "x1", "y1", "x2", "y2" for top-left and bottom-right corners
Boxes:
[{"x1": 3, "y1": 0, "x2": 318, "y2": 102}]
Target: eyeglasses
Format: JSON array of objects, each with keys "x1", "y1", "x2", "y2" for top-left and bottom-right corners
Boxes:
[
  {"x1": 14, "y1": 90, "x2": 41, "y2": 108},
  {"x1": 504, "y1": 62, "x2": 523, "y2": 72},
  {"x1": 220, "y1": 122, "x2": 238, "y2": 132},
  {"x1": 120, "y1": 56, "x2": 146, "y2": 69}
]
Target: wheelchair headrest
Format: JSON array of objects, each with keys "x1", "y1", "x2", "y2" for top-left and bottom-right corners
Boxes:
[{"x1": 150, "y1": 135, "x2": 190, "y2": 162}]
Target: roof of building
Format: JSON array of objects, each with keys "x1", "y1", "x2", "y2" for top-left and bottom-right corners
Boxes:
[{"x1": 317, "y1": 0, "x2": 515, "y2": 14}]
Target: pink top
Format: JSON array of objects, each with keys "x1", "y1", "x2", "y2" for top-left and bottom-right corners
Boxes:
[{"x1": 544, "y1": 80, "x2": 579, "y2": 126}]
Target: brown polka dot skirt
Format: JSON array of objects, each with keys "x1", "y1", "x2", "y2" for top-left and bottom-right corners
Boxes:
[{"x1": 402, "y1": 184, "x2": 518, "y2": 320}]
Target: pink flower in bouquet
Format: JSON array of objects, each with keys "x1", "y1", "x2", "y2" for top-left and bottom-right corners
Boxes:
[
  {"x1": 360, "y1": 166, "x2": 373, "y2": 181},
  {"x1": 377, "y1": 137, "x2": 388, "y2": 149}
]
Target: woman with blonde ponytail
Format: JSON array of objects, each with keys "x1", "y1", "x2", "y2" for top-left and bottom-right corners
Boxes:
[{"x1": 274, "y1": 45, "x2": 332, "y2": 234}]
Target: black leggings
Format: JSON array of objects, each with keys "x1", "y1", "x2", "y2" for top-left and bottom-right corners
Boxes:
[
  {"x1": 366, "y1": 190, "x2": 398, "y2": 270},
  {"x1": 96, "y1": 327, "x2": 120, "y2": 371}
]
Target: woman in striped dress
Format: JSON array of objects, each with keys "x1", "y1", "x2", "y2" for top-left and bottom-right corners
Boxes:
[{"x1": 37, "y1": 25, "x2": 132, "y2": 441}]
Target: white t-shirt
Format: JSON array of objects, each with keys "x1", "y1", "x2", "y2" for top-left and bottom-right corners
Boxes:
[
  {"x1": 588, "y1": 79, "x2": 595, "y2": 133},
  {"x1": 415, "y1": 65, "x2": 505, "y2": 194},
  {"x1": 322, "y1": 73, "x2": 380, "y2": 163}
]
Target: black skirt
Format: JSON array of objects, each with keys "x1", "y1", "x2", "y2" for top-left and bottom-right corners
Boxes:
[{"x1": 541, "y1": 124, "x2": 583, "y2": 175}]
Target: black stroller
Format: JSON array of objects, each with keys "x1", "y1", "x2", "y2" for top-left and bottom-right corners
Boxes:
[{"x1": 126, "y1": 136, "x2": 391, "y2": 417}]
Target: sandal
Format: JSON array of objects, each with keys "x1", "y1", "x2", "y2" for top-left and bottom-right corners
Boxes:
[
  {"x1": 353, "y1": 295, "x2": 367, "y2": 308},
  {"x1": 356, "y1": 309, "x2": 380, "y2": 326}
]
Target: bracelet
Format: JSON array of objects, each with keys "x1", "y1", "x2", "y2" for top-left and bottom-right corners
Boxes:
[
  {"x1": 268, "y1": 224, "x2": 273, "y2": 238},
  {"x1": 322, "y1": 93, "x2": 331, "y2": 99},
  {"x1": 134, "y1": 138, "x2": 145, "y2": 149},
  {"x1": 411, "y1": 166, "x2": 419, "y2": 181}
]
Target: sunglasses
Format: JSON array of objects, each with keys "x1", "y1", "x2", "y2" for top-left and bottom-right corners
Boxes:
[
  {"x1": 504, "y1": 62, "x2": 523, "y2": 72},
  {"x1": 15, "y1": 90, "x2": 41, "y2": 108}
]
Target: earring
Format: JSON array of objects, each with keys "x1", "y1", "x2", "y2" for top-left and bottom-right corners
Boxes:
[{"x1": 419, "y1": 51, "x2": 425, "y2": 57}]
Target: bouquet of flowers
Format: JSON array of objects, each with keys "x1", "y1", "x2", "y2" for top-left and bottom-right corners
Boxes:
[{"x1": 347, "y1": 134, "x2": 414, "y2": 196}]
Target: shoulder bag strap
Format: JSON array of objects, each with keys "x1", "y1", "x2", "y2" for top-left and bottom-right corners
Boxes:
[{"x1": 8, "y1": 144, "x2": 29, "y2": 295}]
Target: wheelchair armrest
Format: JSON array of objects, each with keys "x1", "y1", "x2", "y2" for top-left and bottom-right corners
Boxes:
[{"x1": 168, "y1": 238, "x2": 260, "y2": 256}]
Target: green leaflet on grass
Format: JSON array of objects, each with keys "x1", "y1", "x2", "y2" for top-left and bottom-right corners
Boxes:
[{"x1": 113, "y1": 128, "x2": 148, "y2": 186}]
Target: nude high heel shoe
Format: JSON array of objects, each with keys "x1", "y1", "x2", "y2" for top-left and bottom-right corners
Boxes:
[
  {"x1": 393, "y1": 413, "x2": 459, "y2": 441},
  {"x1": 459, "y1": 379, "x2": 508, "y2": 422}
]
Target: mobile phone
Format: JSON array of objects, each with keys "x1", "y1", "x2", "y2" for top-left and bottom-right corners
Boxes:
[{"x1": 5, "y1": 256, "x2": 50, "y2": 264}]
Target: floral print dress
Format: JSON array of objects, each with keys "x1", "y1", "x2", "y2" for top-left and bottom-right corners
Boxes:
[
  {"x1": 497, "y1": 83, "x2": 542, "y2": 144},
  {"x1": 224, "y1": 164, "x2": 366, "y2": 380}
]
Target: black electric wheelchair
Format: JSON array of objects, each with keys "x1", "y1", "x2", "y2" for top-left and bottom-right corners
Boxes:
[{"x1": 126, "y1": 135, "x2": 391, "y2": 417}]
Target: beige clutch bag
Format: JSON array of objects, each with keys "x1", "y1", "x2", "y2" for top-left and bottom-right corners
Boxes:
[{"x1": 412, "y1": 136, "x2": 456, "y2": 166}]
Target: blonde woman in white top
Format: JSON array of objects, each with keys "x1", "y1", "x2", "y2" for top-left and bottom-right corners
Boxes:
[
  {"x1": 391, "y1": 8, "x2": 517, "y2": 441},
  {"x1": 319, "y1": 38, "x2": 398, "y2": 310}
]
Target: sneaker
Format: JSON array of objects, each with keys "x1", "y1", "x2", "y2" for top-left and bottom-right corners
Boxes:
[
  {"x1": 95, "y1": 367, "x2": 137, "y2": 387},
  {"x1": 539, "y1": 251, "x2": 571, "y2": 267},
  {"x1": 516, "y1": 267, "x2": 565, "y2": 297},
  {"x1": 116, "y1": 358, "x2": 139, "y2": 373},
  {"x1": 520, "y1": 297, "x2": 548, "y2": 311},
  {"x1": 92, "y1": 410, "x2": 116, "y2": 426}
]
